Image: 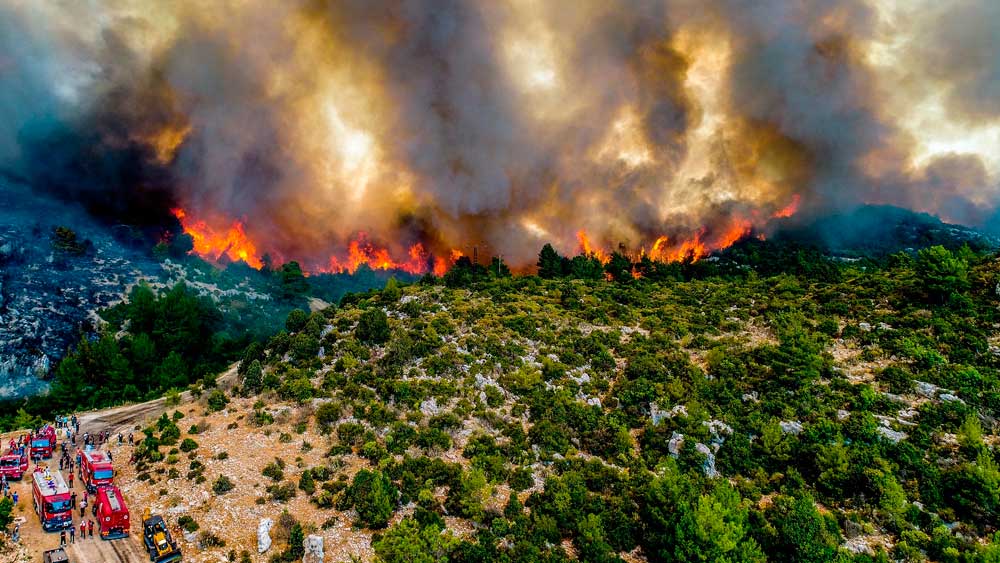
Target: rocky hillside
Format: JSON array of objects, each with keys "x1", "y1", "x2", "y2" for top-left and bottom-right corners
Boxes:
[
  {"x1": 0, "y1": 181, "x2": 400, "y2": 401},
  {"x1": 116, "y1": 247, "x2": 1000, "y2": 562}
]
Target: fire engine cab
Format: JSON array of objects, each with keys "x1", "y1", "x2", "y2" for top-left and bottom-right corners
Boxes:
[
  {"x1": 92, "y1": 484, "x2": 130, "y2": 539},
  {"x1": 80, "y1": 448, "x2": 115, "y2": 492},
  {"x1": 31, "y1": 468, "x2": 73, "y2": 532},
  {"x1": 0, "y1": 446, "x2": 28, "y2": 480},
  {"x1": 30, "y1": 425, "x2": 57, "y2": 459}
]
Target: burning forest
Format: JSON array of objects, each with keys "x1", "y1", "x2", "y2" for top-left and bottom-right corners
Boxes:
[{"x1": 1, "y1": 0, "x2": 999, "y2": 272}]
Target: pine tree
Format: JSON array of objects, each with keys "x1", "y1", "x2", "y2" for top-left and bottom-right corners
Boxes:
[
  {"x1": 287, "y1": 523, "x2": 305, "y2": 559},
  {"x1": 243, "y1": 360, "x2": 263, "y2": 395},
  {"x1": 537, "y1": 244, "x2": 563, "y2": 278}
]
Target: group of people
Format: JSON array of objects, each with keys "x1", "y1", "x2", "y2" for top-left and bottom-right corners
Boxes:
[
  {"x1": 7, "y1": 434, "x2": 28, "y2": 456},
  {"x1": 0, "y1": 474, "x2": 19, "y2": 504},
  {"x1": 58, "y1": 518, "x2": 96, "y2": 545}
]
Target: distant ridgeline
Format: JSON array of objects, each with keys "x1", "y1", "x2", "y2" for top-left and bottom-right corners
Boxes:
[{"x1": 769, "y1": 205, "x2": 1000, "y2": 258}]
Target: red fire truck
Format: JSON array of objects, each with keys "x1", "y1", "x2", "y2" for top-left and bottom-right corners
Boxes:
[
  {"x1": 31, "y1": 468, "x2": 73, "y2": 532},
  {"x1": 0, "y1": 447, "x2": 28, "y2": 480},
  {"x1": 30, "y1": 425, "x2": 57, "y2": 459},
  {"x1": 80, "y1": 448, "x2": 115, "y2": 493},
  {"x1": 0, "y1": 446, "x2": 29, "y2": 480},
  {"x1": 92, "y1": 485, "x2": 131, "y2": 539}
]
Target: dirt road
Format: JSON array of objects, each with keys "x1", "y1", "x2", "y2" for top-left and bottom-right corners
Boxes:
[{"x1": 4, "y1": 363, "x2": 239, "y2": 563}]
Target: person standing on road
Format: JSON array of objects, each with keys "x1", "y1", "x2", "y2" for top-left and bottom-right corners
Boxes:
[
  {"x1": 88, "y1": 519, "x2": 94, "y2": 537},
  {"x1": 69, "y1": 523, "x2": 75, "y2": 543},
  {"x1": 71, "y1": 491, "x2": 77, "y2": 508},
  {"x1": 68, "y1": 471, "x2": 74, "y2": 488},
  {"x1": 59, "y1": 529, "x2": 66, "y2": 546},
  {"x1": 80, "y1": 497, "x2": 87, "y2": 518},
  {"x1": 79, "y1": 521, "x2": 85, "y2": 540}
]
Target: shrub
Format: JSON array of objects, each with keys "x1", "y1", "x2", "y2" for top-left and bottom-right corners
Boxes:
[
  {"x1": 263, "y1": 461, "x2": 285, "y2": 482},
  {"x1": 285, "y1": 309, "x2": 309, "y2": 333},
  {"x1": 179, "y1": 438, "x2": 198, "y2": 452},
  {"x1": 206, "y1": 389, "x2": 229, "y2": 413},
  {"x1": 315, "y1": 402, "x2": 342, "y2": 431},
  {"x1": 198, "y1": 531, "x2": 226, "y2": 548},
  {"x1": 299, "y1": 470, "x2": 316, "y2": 495},
  {"x1": 357, "y1": 309, "x2": 390, "y2": 344},
  {"x1": 251, "y1": 410, "x2": 274, "y2": 426},
  {"x1": 348, "y1": 469, "x2": 397, "y2": 529},
  {"x1": 213, "y1": 475, "x2": 235, "y2": 495},
  {"x1": 178, "y1": 515, "x2": 200, "y2": 533},
  {"x1": 267, "y1": 482, "x2": 297, "y2": 503}
]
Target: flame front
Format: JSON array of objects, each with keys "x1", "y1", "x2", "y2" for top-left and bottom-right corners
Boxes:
[{"x1": 171, "y1": 209, "x2": 263, "y2": 270}]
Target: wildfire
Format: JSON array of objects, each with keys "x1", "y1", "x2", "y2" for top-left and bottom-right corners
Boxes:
[
  {"x1": 325, "y1": 236, "x2": 449, "y2": 276},
  {"x1": 171, "y1": 208, "x2": 263, "y2": 269},
  {"x1": 647, "y1": 233, "x2": 708, "y2": 263},
  {"x1": 173, "y1": 197, "x2": 795, "y2": 276},
  {"x1": 772, "y1": 194, "x2": 801, "y2": 219},
  {"x1": 714, "y1": 218, "x2": 753, "y2": 249},
  {"x1": 577, "y1": 230, "x2": 610, "y2": 264}
]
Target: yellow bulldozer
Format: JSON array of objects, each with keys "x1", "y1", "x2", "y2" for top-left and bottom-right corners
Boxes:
[{"x1": 141, "y1": 508, "x2": 183, "y2": 563}]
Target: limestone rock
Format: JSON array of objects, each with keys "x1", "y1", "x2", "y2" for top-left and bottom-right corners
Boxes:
[
  {"x1": 303, "y1": 534, "x2": 325, "y2": 563},
  {"x1": 668, "y1": 432, "x2": 684, "y2": 456},
  {"x1": 258, "y1": 518, "x2": 274, "y2": 554}
]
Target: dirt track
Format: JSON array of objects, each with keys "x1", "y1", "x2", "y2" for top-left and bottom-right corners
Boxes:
[{"x1": 4, "y1": 363, "x2": 239, "y2": 563}]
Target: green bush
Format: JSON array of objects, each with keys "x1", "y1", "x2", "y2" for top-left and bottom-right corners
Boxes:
[
  {"x1": 357, "y1": 309, "x2": 390, "y2": 344},
  {"x1": 206, "y1": 389, "x2": 229, "y2": 412},
  {"x1": 213, "y1": 475, "x2": 235, "y2": 495},
  {"x1": 348, "y1": 469, "x2": 397, "y2": 529},
  {"x1": 177, "y1": 515, "x2": 199, "y2": 533}
]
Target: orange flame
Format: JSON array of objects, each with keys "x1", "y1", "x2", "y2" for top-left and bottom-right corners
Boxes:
[
  {"x1": 713, "y1": 217, "x2": 753, "y2": 249},
  {"x1": 324, "y1": 233, "x2": 425, "y2": 275},
  {"x1": 772, "y1": 194, "x2": 801, "y2": 219},
  {"x1": 171, "y1": 208, "x2": 263, "y2": 269},
  {"x1": 174, "y1": 208, "x2": 467, "y2": 276},
  {"x1": 577, "y1": 230, "x2": 610, "y2": 264}
]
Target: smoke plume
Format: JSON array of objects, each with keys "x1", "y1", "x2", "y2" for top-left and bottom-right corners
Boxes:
[{"x1": 1, "y1": 0, "x2": 997, "y2": 269}]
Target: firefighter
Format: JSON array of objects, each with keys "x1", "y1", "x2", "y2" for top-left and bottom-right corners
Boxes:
[
  {"x1": 71, "y1": 491, "x2": 77, "y2": 508},
  {"x1": 69, "y1": 523, "x2": 75, "y2": 544},
  {"x1": 88, "y1": 519, "x2": 94, "y2": 538},
  {"x1": 80, "y1": 497, "x2": 87, "y2": 518},
  {"x1": 69, "y1": 472, "x2": 75, "y2": 489},
  {"x1": 79, "y1": 522, "x2": 85, "y2": 540},
  {"x1": 59, "y1": 530, "x2": 66, "y2": 546}
]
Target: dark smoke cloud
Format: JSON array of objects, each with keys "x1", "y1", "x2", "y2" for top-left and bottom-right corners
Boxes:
[{"x1": 0, "y1": 0, "x2": 998, "y2": 266}]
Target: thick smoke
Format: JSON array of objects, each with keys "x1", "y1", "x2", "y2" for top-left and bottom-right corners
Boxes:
[{"x1": 1, "y1": 0, "x2": 997, "y2": 267}]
